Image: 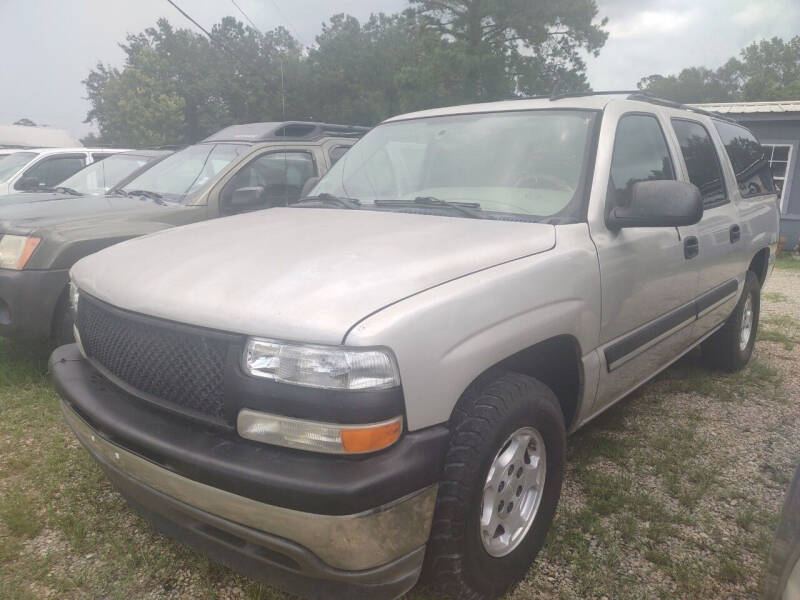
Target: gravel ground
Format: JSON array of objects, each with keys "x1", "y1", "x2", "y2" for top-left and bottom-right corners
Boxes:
[{"x1": 2, "y1": 264, "x2": 800, "y2": 600}]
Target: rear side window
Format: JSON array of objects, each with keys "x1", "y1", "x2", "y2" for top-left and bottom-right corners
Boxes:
[
  {"x1": 329, "y1": 145, "x2": 350, "y2": 166},
  {"x1": 610, "y1": 114, "x2": 675, "y2": 205},
  {"x1": 713, "y1": 121, "x2": 775, "y2": 198},
  {"x1": 16, "y1": 154, "x2": 86, "y2": 190},
  {"x1": 671, "y1": 119, "x2": 726, "y2": 207}
]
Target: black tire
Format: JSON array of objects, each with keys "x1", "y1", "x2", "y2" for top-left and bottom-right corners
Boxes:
[
  {"x1": 51, "y1": 289, "x2": 75, "y2": 347},
  {"x1": 701, "y1": 270, "x2": 760, "y2": 372},
  {"x1": 423, "y1": 372, "x2": 566, "y2": 600}
]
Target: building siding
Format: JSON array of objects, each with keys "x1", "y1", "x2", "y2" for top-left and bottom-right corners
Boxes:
[{"x1": 735, "y1": 116, "x2": 800, "y2": 248}]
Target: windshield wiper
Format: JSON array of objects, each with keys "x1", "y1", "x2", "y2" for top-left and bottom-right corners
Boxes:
[
  {"x1": 125, "y1": 189, "x2": 163, "y2": 200},
  {"x1": 375, "y1": 196, "x2": 485, "y2": 219},
  {"x1": 53, "y1": 186, "x2": 81, "y2": 196},
  {"x1": 293, "y1": 193, "x2": 361, "y2": 210}
]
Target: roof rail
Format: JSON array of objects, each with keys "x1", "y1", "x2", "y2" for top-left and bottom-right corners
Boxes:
[
  {"x1": 626, "y1": 93, "x2": 739, "y2": 124},
  {"x1": 549, "y1": 89, "x2": 641, "y2": 101},
  {"x1": 203, "y1": 121, "x2": 370, "y2": 143}
]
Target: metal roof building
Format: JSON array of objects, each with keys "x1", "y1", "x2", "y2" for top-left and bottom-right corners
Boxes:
[
  {"x1": 0, "y1": 124, "x2": 81, "y2": 148},
  {"x1": 692, "y1": 101, "x2": 800, "y2": 248}
]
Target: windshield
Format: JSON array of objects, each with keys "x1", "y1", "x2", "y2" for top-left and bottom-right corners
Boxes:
[
  {"x1": 58, "y1": 153, "x2": 153, "y2": 195},
  {"x1": 119, "y1": 143, "x2": 247, "y2": 202},
  {"x1": 313, "y1": 110, "x2": 596, "y2": 219},
  {"x1": 0, "y1": 152, "x2": 37, "y2": 183}
]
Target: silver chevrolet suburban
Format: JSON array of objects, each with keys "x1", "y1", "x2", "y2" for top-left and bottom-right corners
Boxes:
[{"x1": 51, "y1": 93, "x2": 780, "y2": 600}]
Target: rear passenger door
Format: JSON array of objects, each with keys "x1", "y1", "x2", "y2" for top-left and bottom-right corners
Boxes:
[{"x1": 669, "y1": 118, "x2": 741, "y2": 337}]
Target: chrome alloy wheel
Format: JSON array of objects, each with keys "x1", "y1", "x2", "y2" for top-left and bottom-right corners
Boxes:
[
  {"x1": 740, "y1": 294, "x2": 754, "y2": 351},
  {"x1": 480, "y1": 426, "x2": 546, "y2": 557}
]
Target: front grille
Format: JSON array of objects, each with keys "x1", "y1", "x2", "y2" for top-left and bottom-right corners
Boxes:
[{"x1": 76, "y1": 295, "x2": 228, "y2": 420}]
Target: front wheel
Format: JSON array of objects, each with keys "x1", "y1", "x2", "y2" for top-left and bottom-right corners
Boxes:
[
  {"x1": 424, "y1": 372, "x2": 566, "y2": 599},
  {"x1": 702, "y1": 270, "x2": 761, "y2": 372}
]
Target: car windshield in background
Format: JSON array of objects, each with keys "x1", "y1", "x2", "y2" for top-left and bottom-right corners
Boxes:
[
  {"x1": 118, "y1": 143, "x2": 247, "y2": 202},
  {"x1": 58, "y1": 153, "x2": 152, "y2": 195},
  {"x1": 313, "y1": 110, "x2": 597, "y2": 219},
  {"x1": 0, "y1": 152, "x2": 37, "y2": 183}
]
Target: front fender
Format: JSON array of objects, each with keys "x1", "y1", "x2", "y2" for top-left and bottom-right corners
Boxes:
[
  {"x1": 345, "y1": 224, "x2": 601, "y2": 431},
  {"x1": 29, "y1": 221, "x2": 180, "y2": 270}
]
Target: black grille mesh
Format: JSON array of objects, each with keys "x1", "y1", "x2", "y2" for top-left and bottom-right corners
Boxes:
[{"x1": 77, "y1": 296, "x2": 227, "y2": 419}]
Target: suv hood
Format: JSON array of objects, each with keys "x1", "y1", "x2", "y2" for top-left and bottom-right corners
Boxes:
[
  {"x1": 0, "y1": 194, "x2": 185, "y2": 235},
  {"x1": 72, "y1": 207, "x2": 556, "y2": 344}
]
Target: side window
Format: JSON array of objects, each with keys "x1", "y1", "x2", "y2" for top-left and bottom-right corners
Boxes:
[
  {"x1": 16, "y1": 154, "x2": 86, "y2": 190},
  {"x1": 221, "y1": 151, "x2": 317, "y2": 212},
  {"x1": 713, "y1": 121, "x2": 774, "y2": 198},
  {"x1": 671, "y1": 119, "x2": 726, "y2": 207},
  {"x1": 610, "y1": 114, "x2": 675, "y2": 205},
  {"x1": 329, "y1": 145, "x2": 350, "y2": 166},
  {"x1": 91, "y1": 152, "x2": 114, "y2": 162}
]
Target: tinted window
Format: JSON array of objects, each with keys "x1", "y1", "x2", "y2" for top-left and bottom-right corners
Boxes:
[
  {"x1": 329, "y1": 145, "x2": 350, "y2": 165},
  {"x1": 713, "y1": 121, "x2": 774, "y2": 198},
  {"x1": 672, "y1": 120, "x2": 726, "y2": 207},
  {"x1": 17, "y1": 155, "x2": 86, "y2": 190},
  {"x1": 610, "y1": 114, "x2": 674, "y2": 204},
  {"x1": 221, "y1": 152, "x2": 317, "y2": 211},
  {"x1": 91, "y1": 152, "x2": 115, "y2": 161}
]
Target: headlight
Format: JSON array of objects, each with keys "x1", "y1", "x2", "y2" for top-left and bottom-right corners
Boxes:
[
  {"x1": 0, "y1": 235, "x2": 40, "y2": 270},
  {"x1": 243, "y1": 337, "x2": 400, "y2": 390},
  {"x1": 69, "y1": 280, "x2": 80, "y2": 315}
]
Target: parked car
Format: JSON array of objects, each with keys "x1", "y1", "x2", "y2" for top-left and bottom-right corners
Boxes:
[
  {"x1": 764, "y1": 464, "x2": 800, "y2": 600},
  {"x1": 52, "y1": 94, "x2": 779, "y2": 600},
  {"x1": 0, "y1": 121, "x2": 364, "y2": 342},
  {"x1": 0, "y1": 149, "x2": 171, "y2": 207},
  {"x1": 0, "y1": 147, "x2": 128, "y2": 195}
]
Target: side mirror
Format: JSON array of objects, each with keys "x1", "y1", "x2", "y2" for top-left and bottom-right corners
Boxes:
[
  {"x1": 16, "y1": 176, "x2": 41, "y2": 191},
  {"x1": 300, "y1": 177, "x2": 320, "y2": 199},
  {"x1": 606, "y1": 180, "x2": 703, "y2": 229},
  {"x1": 228, "y1": 186, "x2": 265, "y2": 209}
]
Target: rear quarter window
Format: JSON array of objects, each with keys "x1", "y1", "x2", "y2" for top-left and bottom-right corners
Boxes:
[{"x1": 713, "y1": 120, "x2": 775, "y2": 198}]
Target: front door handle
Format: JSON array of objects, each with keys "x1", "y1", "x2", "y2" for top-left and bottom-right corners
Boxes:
[
  {"x1": 684, "y1": 236, "x2": 699, "y2": 259},
  {"x1": 730, "y1": 224, "x2": 741, "y2": 243}
]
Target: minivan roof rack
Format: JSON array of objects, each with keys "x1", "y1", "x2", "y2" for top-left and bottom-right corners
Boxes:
[
  {"x1": 626, "y1": 93, "x2": 739, "y2": 124},
  {"x1": 549, "y1": 89, "x2": 641, "y2": 101},
  {"x1": 203, "y1": 121, "x2": 370, "y2": 143}
]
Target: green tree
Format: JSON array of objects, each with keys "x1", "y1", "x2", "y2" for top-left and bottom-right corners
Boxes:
[
  {"x1": 411, "y1": 0, "x2": 608, "y2": 100},
  {"x1": 638, "y1": 35, "x2": 800, "y2": 104},
  {"x1": 738, "y1": 36, "x2": 800, "y2": 101},
  {"x1": 302, "y1": 12, "x2": 464, "y2": 125}
]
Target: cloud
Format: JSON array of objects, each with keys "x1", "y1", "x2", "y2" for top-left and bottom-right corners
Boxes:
[{"x1": 605, "y1": 9, "x2": 697, "y2": 40}]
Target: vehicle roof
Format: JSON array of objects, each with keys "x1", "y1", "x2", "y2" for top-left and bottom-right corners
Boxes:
[
  {"x1": 383, "y1": 92, "x2": 732, "y2": 123},
  {"x1": 0, "y1": 147, "x2": 129, "y2": 156},
  {"x1": 114, "y1": 149, "x2": 171, "y2": 158},
  {"x1": 203, "y1": 121, "x2": 369, "y2": 143}
]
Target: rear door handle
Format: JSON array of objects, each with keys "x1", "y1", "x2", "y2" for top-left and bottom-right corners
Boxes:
[
  {"x1": 730, "y1": 224, "x2": 741, "y2": 243},
  {"x1": 684, "y1": 236, "x2": 699, "y2": 259}
]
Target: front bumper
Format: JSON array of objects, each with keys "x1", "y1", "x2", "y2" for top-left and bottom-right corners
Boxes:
[
  {"x1": 0, "y1": 267, "x2": 68, "y2": 338},
  {"x1": 52, "y1": 344, "x2": 447, "y2": 599}
]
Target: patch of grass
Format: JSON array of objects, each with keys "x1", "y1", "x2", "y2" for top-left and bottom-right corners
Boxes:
[
  {"x1": 654, "y1": 359, "x2": 719, "y2": 397},
  {"x1": 716, "y1": 546, "x2": 746, "y2": 584},
  {"x1": 762, "y1": 314, "x2": 800, "y2": 329},
  {"x1": 758, "y1": 328, "x2": 797, "y2": 349},
  {"x1": 0, "y1": 486, "x2": 43, "y2": 538},
  {"x1": 775, "y1": 256, "x2": 800, "y2": 272},
  {"x1": 763, "y1": 291, "x2": 788, "y2": 302}
]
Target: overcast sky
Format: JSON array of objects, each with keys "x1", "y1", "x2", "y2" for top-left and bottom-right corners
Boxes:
[{"x1": 0, "y1": 0, "x2": 798, "y2": 140}]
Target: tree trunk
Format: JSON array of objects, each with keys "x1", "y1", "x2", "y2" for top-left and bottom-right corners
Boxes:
[{"x1": 464, "y1": 0, "x2": 484, "y2": 100}]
